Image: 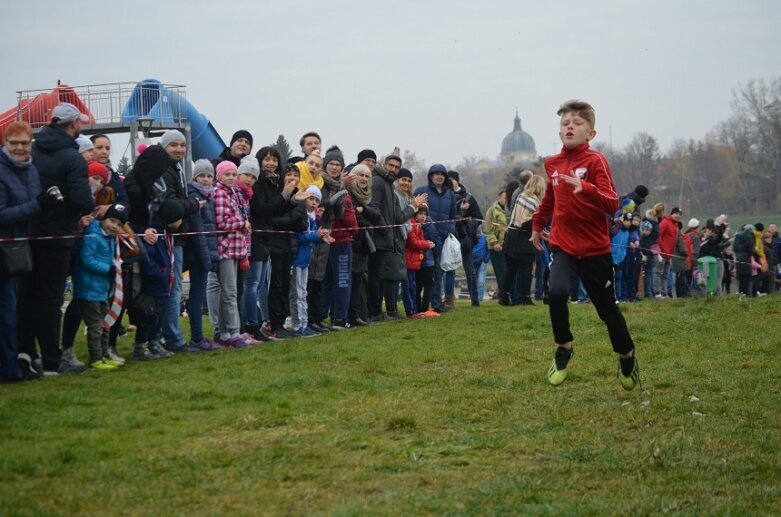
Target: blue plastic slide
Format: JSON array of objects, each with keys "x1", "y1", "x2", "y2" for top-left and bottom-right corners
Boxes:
[{"x1": 120, "y1": 79, "x2": 225, "y2": 161}]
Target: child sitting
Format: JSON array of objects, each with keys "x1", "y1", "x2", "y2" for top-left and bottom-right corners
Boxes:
[
  {"x1": 291, "y1": 186, "x2": 333, "y2": 337},
  {"x1": 72, "y1": 203, "x2": 128, "y2": 370}
]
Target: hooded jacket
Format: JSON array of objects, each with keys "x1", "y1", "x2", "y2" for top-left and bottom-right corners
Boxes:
[
  {"x1": 72, "y1": 219, "x2": 115, "y2": 301},
  {"x1": 658, "y1": 215, "x2": 679, "y2": 258},
  {"x1": 413, "y1": 171, "x2": 456, "y2": 252},
  {"x1": 532, "y1": 144, "x2": 619, "y2": 258},
  {"x1": 30, "y1": 124, "x2": 94, "y2": 237}
]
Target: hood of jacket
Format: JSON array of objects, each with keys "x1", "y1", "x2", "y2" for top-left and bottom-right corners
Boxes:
[{"x1": 33, "y1": 124, "x2": 77, "y2": 154}]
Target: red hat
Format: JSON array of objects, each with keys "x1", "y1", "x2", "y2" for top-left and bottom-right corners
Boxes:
[{"x1": 87, "y1": 161, "x2": 109, "y2": 185}]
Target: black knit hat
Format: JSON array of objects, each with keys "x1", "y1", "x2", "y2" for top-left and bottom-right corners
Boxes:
[
  {"x1": 447, "y1": 170, "x2": 460, "y2": 182},
  {"x1": 230, "y1": 130, "x2": 253, "y2": 148},
  {"x1": 104, "y1": 203, "x2": 129, "y2": 224},
  {"x1": 635, "y1": 185, "x2": 649, "y2": 199},
  {"x1": 357, "y1": 149, "x2": 377, "y2": 163},
  {"x1": 396, "y1": 168, "x2": 413, "y2": 180},
  {"x1": 156, "y1": 200, "x2": 185, "y2": 225}
]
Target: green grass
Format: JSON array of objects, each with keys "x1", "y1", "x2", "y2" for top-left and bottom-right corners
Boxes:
[{"x1": 2, "y1": 296, "x2": 780, "y2": 514}]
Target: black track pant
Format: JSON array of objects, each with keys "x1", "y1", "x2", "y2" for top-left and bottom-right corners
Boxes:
[{"x1": 547, "y1": 250, "x2": 634, "y2": 354}]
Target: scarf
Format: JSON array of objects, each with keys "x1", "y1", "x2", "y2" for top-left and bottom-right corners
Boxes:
[
  {"x1": 508, "y1": 192, "x2": 540, "y2": 228},
  {"x1": 264, "y1": 170, "x2": 279, "y2": 187},
  {"x1": 345, "y1": 174, "x2": 371, "y2": 207},
  {"x1": 103, "y1": 238, "x2": 123, "y2": 329},
  {"x1": 322, "y1": 172, "x2": 343, "y2": 195},
  {"x1": 236, "y1": 180, "x2": 254, "y2": 201},
  {"x1": 1, "y1": 147, "x2": 32, "y2": 167},
  {"x1": 189, "y1": 181, "x2": 214, "y2": 200}
]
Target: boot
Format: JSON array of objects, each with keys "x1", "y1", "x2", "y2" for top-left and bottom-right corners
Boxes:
[
  {"x1": 444, "y1": 295, "x2": 456, "y2": 310},
  {"x1": 520, "y1": 297, "x2": 535, "y2": 306},
  {"x1": 498, "y1": 292, "x2": 511, "y2": 306}
]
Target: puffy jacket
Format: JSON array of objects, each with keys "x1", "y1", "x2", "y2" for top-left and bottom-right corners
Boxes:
[
  {"x1": 293, "y1": 215, "x2": 322, "y2": 268},
  {"x1": 532, "y1": 144, "x2": 619, "y2": 258},
  {"x1": 250, "y1": 173, "x2": 305, "y2": 259},
  {"x1": 30, "y1": 124, "x2": 94, "y2": 237},
  {"x1": 683, "y1": 228, "x2": 700, "y2": 269},
  {"x1": 72, "y1": 219, "x2": 114, "y2": 302},
  {"x1": 421, "y1": 217, "x2": 441, "y2": 267},
  {"x1": 414, "y1": 172, "x2": 456, "y2": 249},
  {"x1": 0, "y1": 149, "x2": 42, "y2": 240},
  {"x1": 140, "y1": 228, "x2": 173, "y2": 297},
  {"x1": 183, "y1": 182, "x2": 217, "y2": 271},
  {"x1": 405, "y1": 218, "x2": 429, "y2": 271}
]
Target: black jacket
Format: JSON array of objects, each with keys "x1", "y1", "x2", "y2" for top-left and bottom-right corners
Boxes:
[
  {"x1": 369, "y1": 169, "x2": 415, "y2": 253},
  {"x1": 30, "y1": 124, "x2": 94, "y2": 236},
  {"x1": 249, "y1": 173, "x2": 301, "y2": 261}
]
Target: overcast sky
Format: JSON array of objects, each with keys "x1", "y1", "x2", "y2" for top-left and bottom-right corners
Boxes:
[{"x1": 2, "y1": 0, "x2": 779, "y2": 170}]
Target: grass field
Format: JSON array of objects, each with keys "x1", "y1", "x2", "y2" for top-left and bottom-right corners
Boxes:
[{"x1": 1, "y1": 296, "x2": 780, "y2": 515}]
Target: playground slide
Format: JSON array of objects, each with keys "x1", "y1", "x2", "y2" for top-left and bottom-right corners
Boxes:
[
  {"x1": 120, "y1": 79, "x2": 225, "y2": 161},
  {"x1": 0, "y1": 84, "x2": 95, "y2": 135}
]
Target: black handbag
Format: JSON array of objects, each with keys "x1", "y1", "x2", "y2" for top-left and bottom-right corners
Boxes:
[{"x1": 0, "y1": 240, "x2": 33, "y2": 276}]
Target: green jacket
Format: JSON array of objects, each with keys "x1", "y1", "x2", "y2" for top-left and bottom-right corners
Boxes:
[{"x1": 483, "y1": 201, "x2": 507, "y2": 249}]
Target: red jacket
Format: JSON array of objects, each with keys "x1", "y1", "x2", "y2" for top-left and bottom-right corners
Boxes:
[
  {"x1": 532, "y1": 144, "x2": 619, "y2": 258},
  {"x1": 405, "y1": 219, "x2": 430, "y2": 271},
  {"x1": 658, "y1": 216, "x2": 678, "y2": 258},
  {"x1": 329, "y1": 193, "x2": 358, "y2": 244}
]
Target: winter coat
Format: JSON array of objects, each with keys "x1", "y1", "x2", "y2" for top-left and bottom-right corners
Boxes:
[
  {"x1": 250, "y1": 173, "x2": 305, "y2": 259},
  {"x1": 672, "y1": 233, "x2": 689, "y2": 273},
  {"x1": 211, "y1": 148, "x2": 244, "y2": 169},
  {"x1": 658, "y1": 216, "x2": 679, "y2": 258},
  {"x1": 504, "y1": 192, "x2": 540, "y2": 261},
  {"x1": 683, "y1": 228, "x2": 700, "y2": 270},
  {"x1": 183, "y1": 182, "x2": 217, "y2": 271},
  {"x1": 105, "y1": 164, "x2": 129, "y2": 208},
  {"x1": 140, "y1": 228, "x2": 173, "y2": 298},
  {"x1": 214, "y1": 182, "x2": 248, "y2": 261},
  {"x1": 405, "y1": 218, "x2": 430, "y2": 271},
  {"x1": 370, "y1": 169, "x2": 416, "y2": 253},
  {"x1": 352, "y1": 199, "x2": 383, "y2": 257},
  {"x1": 293, "y1": 215, "x2": 322, "y2": 268},
  {"x1": 732, "y1": 230, "x2": 756, "y2": 276},
  {"x1": 72, "y1": 219, "x2": 114, "y2": 302},
  {"x1": 30, "y1": 124, "x2": 94, "y2": 237},
  {"x1": 611, "y1": 225, "x2": 631, "y2": 265},
  {"x1": 532, "y1": 143, "x2": 619, "y2": 258},
  {"x1": 414, "y1": 172, "x2": 456, "y2": 251},
  {"x1": 484, "y1": 200, "x2": 507, "y2": 250},
  {"x1": 0, "y1": 149, "x2": 42, "y2": 240}
]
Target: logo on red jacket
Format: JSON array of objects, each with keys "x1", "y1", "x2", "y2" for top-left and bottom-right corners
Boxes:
[
  {"x1": 552, "y1": 170, "x2": 560, "y2": 187},
  {"x1": 574, "y1": 167, "x2": 588, "y2": 179}
]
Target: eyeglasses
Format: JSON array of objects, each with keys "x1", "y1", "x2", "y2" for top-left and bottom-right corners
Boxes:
[{"x1": 5, "y1": 140, "x2": 32, "y2": 147}]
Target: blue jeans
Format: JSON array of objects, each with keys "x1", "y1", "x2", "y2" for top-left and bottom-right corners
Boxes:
[
  {"x1": 187, "y1": 263, "x2": 209, "y2": 342},
  {"x1": 0, "y1": 276, "x2": 20, "y2": 380},
  {"x1": 242, "y1": 259, "x2": 270, "y2": 327},
  {"x1": 161, "y1": 245, "x2": 185, "y2": 348},
  {"x1": 476, "y1": 261, "x2": 487, "y2": 301},
  {"x1": 322, "y1": 243, "x2": 352, "y2": 321},
  {"x1": 403, "y1": 271, "x2": 417, "y2": 315}
]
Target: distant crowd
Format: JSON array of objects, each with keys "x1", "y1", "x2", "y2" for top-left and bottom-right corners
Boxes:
[{"x1": 1, "y1": 102, "x2": 779, "y2": 384}]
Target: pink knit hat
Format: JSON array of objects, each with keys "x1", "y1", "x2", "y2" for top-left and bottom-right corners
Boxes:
[{"x1": 216, "y1": 160, "x2": 237, "y2": 181}]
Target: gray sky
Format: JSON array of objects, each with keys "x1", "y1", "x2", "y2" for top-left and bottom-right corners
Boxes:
[{"x1": 2, "y1": 0, "x2": 779, "y2": 170}]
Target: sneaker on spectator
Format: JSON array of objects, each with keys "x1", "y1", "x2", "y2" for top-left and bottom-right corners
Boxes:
[
  {"x1": 90, "y1": 358, "x2": 118, "y2": 371},
  {"x1": 133, "y1": 344, "x2": 158, "y2": 361},
  {"x1": 61, "y1": 347, "x2": 85, "y2": 368},
  {"x1": 18, "y1": 353, "x2": 42, "y2": 379},
  {"x1": 274, "y1": 328, "x2": 294, "y2": 340},
  {"x1": 422, "y1": 309, "x2": 440, "y2": 318},
  {"x1": 107, "y1": 346, "x2": 126, "y2": 365},
  {"x1": 225, "y1": 336, "x2": 251, "y2": 348},
  {"x1": 349, "y1": 317, "x2": 369, "y2": 326},
  {"x1": 44, "y1": 361, "x2": 87, "y2": 376},
  {"x1": 103, "y1": 357, "x2": 125, "y2": 368},
  {"x1": 309, "y1": 323, "x2": 328, "y2": 334},
  {"x1": 293, "y1": 327, "x2": 318, "y2": 338},
  {"x1": 260, "y1": 322, "x2": 280, "y2": 340},
  {"x1": 189, "y1": 338, "x2": 222, "y2": 351},
  {"x1": 148, "y1": 342, "x2": 173, "y2": 359},
  {"x1": 331, "y1": 319, "x2": 352, "y2": 330},
  {"x1": 240, "y1": 333, "x2": 264, "y2": 346}
]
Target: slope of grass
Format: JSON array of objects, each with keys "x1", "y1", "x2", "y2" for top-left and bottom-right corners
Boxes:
[{"x1": 1, "y1": 296, "x2": 779, "y2": 514}]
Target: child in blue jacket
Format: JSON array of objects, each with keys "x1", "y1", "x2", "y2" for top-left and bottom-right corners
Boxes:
[
  {"x1": 72, "y1": 204, "x2": 128, "y2": 370},
  {"x1": 290, "y1": 186, "x2": 333, "y2": 337}
]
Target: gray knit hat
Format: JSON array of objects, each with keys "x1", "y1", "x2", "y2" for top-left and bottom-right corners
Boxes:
[
  {"x1": 237, "y1": 156, "x2": 260, "y2": 179},
  {"x1": 192, "y1": 159, "x2": 214, "y2": 178},
  {"x1": 160, "y1": 129, "x2": 186, "y2": 149},
  {"x1": 323, "y1": 145, "x2": 345, "y2": 167}
]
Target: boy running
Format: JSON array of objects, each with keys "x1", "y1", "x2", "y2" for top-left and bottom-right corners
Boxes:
[{"x1": 531, "y1": 99, "x2": 640, "y2": 390}]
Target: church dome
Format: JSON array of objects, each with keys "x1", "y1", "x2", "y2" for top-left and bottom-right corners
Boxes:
[{"x1": 501, "y1": 112, "x2": 536, "y2": 156}]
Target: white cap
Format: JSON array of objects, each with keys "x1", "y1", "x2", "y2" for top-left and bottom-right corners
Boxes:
[
  {"x1": 76, "y1": 135, "x2": 93, "y2": 154},
  {"x1": 52, "y1": 102, "x2": 89, "y2": 125}
]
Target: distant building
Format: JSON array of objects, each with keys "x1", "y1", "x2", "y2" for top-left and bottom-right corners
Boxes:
[{"x1": 501, "y1": 111, "x2": 537, "y2": 165}]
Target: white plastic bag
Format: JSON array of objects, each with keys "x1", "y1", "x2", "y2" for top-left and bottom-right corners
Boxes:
[{"x1": 439, "y1": 233, "x2": 463, "y2": 272}]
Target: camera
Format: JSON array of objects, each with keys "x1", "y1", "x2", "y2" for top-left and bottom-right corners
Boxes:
[{"x1": 47, "y1": 186, "x2": 64, "y2": 202}]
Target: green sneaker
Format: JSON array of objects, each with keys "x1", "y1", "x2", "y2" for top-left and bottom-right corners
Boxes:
[
  {"x1": 618, "y1": 354, "x2": 640, "y2": 391},
  {"x1": 547, "y1": 346, "x2": 573, "y2": 386},
  {"x1": 90, "y1": 359, "x2": 118, "y2": 371},
  {"x1": 103, "y1": 358, "x2": 125, "y2": 368}
]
